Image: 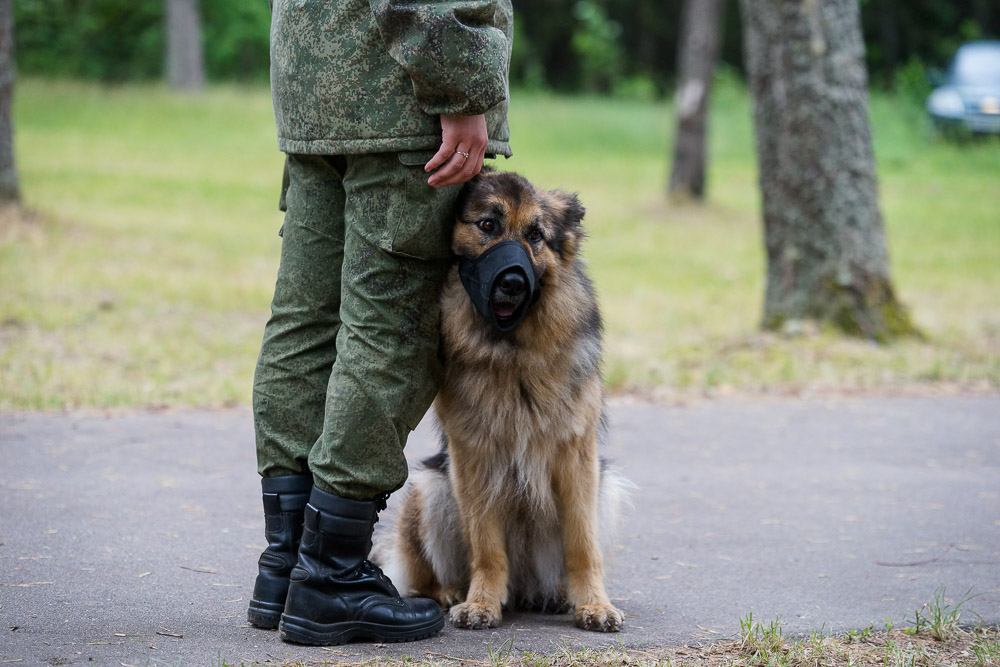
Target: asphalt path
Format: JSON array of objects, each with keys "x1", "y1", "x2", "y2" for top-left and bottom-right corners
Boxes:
[{"x1": 1, "y1": 396, "x2": 998, "y2": 665}]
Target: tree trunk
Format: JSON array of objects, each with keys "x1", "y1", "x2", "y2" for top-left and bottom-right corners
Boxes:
[
  {"x1": 739, "y1": 0, "x2": 917, "y2": 341},
  {"x1": 668, "y1": 0, "x2": 725, "y2": 201},
  {"x1": 165, "y1": 0, "x2": 206, "y2": 92},
  {"x1": 0, "y1": 0, "x2": 20, "y2": 204}
]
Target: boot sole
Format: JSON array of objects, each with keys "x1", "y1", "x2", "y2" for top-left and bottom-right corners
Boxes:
[
  {"x1": 278, "y1": 613, "x2": 444, "y2": 646},
  {"x1": 247, "y1": 599, "x2": 285, "y2": 629}
]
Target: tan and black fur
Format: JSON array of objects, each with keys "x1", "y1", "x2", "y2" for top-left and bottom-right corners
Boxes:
[{"x1": 375, "y1": 170, "x2": 632, "y2": 632}]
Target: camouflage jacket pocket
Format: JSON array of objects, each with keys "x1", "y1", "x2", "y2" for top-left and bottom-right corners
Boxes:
[{"x1": 382, "y1": 152, "x2": 457, "y2": 261}]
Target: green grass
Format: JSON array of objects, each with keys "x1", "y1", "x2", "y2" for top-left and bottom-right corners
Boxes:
[
  {"x1": 907, "y1": 587, "x2": 986, "y2": 642},
  {"x1": 238, "y1": 618, "x2": 1000, "y2": 666},
  {"x1": 2, "y1": 77, "x2": 999, "y2": 410}
]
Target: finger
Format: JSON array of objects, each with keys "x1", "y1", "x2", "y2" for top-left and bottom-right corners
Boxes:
[
  {"x1": 470, "y1": 147, "x2": 487, "y2": 178},
  {"x1": 428, "y1": 150, "x2": 473, "y2": 188},
  {"x1": 458, "y1": 145, "x2": 488, "y2": 182},
  {"x1": 425, "y1": 144, "x2": 455, "y2": 173},
  {"x1": 433, "y1": 154, "x2": 480, "y2": 188},
  {"x1": 455, "y1": 147, "x2": 485, "y2": 183}
]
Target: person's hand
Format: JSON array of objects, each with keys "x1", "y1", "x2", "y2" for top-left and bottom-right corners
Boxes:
[{"x1": 425, "y1": 114, "x2": 488, "y2": 188}]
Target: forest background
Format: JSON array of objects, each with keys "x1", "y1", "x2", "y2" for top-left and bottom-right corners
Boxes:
[{"x1": 12, "y1": 0, "x2": 1000, "y2": 96}]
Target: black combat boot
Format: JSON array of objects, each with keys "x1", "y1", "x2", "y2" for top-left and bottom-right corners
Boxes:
[
  {"x1": 278, "y1": 486, "x2": 444, "y2": 645},
  {"x1": 247, "y1": 472, "x2": 313, "y2": 629}
]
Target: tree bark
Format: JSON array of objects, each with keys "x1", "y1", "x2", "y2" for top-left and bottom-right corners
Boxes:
[
  {"x1": 668, "y1": 0, "x2": 725, "y2": 201},
  {"x1": 165, "y1": 0, "x2": 206, "y2": 92},
  {"x1": 739, "y1": 0, "x2": 917, "y2": 341},
  {"x1": 0, "y1": 0, "x2": 20, "y2": 204}
]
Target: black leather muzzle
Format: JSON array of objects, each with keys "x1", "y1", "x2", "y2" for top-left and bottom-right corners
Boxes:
[{"x1": 458, "y1": 241, "x2": 540, "y2": 332}]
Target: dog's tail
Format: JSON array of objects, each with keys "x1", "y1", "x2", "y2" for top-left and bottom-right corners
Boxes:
[{"x1": 598, "y1": 461, "x2": 637, "y2": 564}]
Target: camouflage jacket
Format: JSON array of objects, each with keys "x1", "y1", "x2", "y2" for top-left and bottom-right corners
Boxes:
[{"x1": 270, "y1": 0, "x2": 513, "y2": 157}]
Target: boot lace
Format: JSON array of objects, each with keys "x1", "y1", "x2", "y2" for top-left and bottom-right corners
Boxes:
[{"x1": 361, "y1": 559, "x2": 401, "y2": 597}]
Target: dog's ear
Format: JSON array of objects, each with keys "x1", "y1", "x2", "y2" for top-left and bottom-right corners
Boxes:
[
  {"x1": 549, "y1": 190, "x2": 587, "y2": 258},
  {"x1": 555, "y1": 190, "x2": 586, "y2": 228}
]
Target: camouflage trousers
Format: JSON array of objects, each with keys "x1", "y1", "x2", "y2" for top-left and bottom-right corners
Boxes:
[{"x1": 253, "y1": 152, "x2": 458, "y2": 500}]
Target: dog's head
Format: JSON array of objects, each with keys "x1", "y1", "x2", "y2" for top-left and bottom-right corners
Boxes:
[{"x1": 452, "y1": 170, "x2": 586, "y2": 331}]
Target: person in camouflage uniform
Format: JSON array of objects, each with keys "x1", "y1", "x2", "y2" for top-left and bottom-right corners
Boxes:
[{"x1": 247, "y1": 0, "x2": 514, "y2": 646}]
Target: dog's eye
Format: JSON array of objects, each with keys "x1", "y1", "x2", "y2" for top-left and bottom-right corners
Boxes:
[
  {"x1": 527, "y1": 228, "x2": 544, "y2": 243},
  {"x1": 478, "y1": 219, "x2": 496, "y2": 233}
]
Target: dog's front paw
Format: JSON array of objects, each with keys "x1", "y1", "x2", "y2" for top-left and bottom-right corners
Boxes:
[
  {"x1": 450, "y1": 601, "x2": 501, "y2": 630},
  {"x1": 574, "y1": 604, "x2": 624, "y2": 632}
]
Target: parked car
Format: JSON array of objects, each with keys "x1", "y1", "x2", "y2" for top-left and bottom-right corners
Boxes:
[{"x1": 926, "y1": 41, "x2": 1000, "y2": 135}]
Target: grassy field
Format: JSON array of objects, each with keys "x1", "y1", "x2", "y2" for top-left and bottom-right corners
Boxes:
[{"x1": 1, "y1": 78, "x2": 998, "y2": 410}]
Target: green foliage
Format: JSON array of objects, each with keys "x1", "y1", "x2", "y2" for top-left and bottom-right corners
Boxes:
[
  {"x1": 570, "y1": 0, "x2": 624, "y2": 93},
  {"x1": 893, "y1": 57, "x2": 934, "y2": 107},
  {"x1": 14, "y1": 0, "x2": 163, "y2": 81},
  {"x1": 11, "y1": 0, "x2": 1000, "y2": 90},
  {"x1": 201, "y1": 1, "x2": 270, "y2": 82},
  {"x1": 13, "y1": 0, "x2": 270, "y2": 82},
  {"x1": 509, "y1": 13, "x2": 547, "y2": 92}
]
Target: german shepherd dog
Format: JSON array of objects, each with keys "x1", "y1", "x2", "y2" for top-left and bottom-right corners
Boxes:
[{"x1": 375, "y1": 170, "x2": 632, "y2": 632}]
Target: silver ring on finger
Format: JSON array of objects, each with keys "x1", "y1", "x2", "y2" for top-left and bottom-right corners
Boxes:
[{"x1": 455, "y1": 150, "x2": 470, "y2": 160}]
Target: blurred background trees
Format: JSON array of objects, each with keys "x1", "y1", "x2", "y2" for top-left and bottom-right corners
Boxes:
[
  {"x1": 10, "y1": 0, "x2": 998, "y2": 92},
  {"x1": 1, "y1": 0, "x2": 18, "y2": 204},
  {"x1": 12, "y1": 0, "x2": 268, "y2": 83},
  {"x1": 165, "y1": 0, "x2": 205, "y2": 92},
  {"x1": 667, "y1": 0, "x2": 725, "y2": 201}
]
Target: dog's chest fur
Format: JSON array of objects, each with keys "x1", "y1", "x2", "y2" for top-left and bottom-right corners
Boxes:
[{"x1": 435, "y1": 273, "x2": 603, "y2": 511}]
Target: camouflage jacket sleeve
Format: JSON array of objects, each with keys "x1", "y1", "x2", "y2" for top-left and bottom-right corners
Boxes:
[{"x1": 369, "y1": 0, "x2": 512, "y2": 117}]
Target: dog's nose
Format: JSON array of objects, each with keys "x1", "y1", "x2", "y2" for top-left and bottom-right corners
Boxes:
[{"x1": 497, "y1": 270, "x2": 527, "y2": 296}]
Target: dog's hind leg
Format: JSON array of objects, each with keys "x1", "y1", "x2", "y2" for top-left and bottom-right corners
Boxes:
[
  {"x1": 383, "y1": 468, "x2": 468, "y2": 607},
  {"x1": 414, "y1": 466, "x2": 469, "y2": 607}
]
